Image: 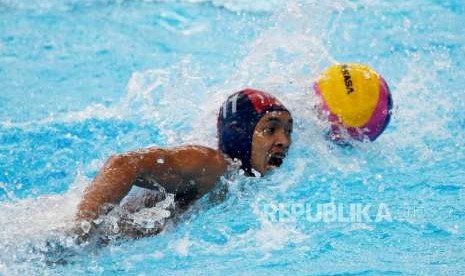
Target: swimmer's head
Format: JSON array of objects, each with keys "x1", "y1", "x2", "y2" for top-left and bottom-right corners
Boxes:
[{"x1": 218, "y1": 89, "x2": 293, "y2": 176}]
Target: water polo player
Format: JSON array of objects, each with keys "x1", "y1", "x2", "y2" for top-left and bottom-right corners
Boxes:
[{"x1": 74, "y1": 89, "x2": 292, "y2": 240}]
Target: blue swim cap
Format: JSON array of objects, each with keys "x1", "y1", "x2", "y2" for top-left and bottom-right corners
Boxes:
[{"x1": 217, "y1": 89, "x2": 290, "y2": 175}]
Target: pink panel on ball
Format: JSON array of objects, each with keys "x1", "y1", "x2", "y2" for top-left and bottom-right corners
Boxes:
[{"x1": 360, "y1": 77, "x2": 390, "y2": 140}]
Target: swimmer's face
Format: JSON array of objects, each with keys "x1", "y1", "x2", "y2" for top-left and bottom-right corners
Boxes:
[{"x1": 250, "y1": 111, "x2": 292, "y2": 176}]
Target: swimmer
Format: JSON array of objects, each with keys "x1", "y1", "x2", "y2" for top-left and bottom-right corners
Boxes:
[{"x1": 74, "y1": 89, "x2": 293, "y2": 240}]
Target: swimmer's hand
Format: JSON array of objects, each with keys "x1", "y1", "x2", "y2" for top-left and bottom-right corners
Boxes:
[{"x1": 75, "y1": 146, "x2": 227, "y2": 229}]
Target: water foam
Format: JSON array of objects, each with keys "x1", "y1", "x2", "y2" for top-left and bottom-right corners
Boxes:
[
  {"x1": 0, "y1": 0, "x2": 282, "y2": 13},
  {"x1": 1, "y1": 0, "x2": 464, "y2": 274}
]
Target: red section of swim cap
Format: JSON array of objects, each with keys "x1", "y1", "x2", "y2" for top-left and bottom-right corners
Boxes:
[{"x1": 242, "y1": 88, "x2": 283, "y2": 114}]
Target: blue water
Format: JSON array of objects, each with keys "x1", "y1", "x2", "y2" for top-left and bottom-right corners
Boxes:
[{"x1": 1, "y1": 0, "x2": 464, "y2": 275}]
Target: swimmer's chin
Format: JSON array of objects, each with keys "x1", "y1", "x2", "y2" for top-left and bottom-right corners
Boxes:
[
  {"x1": 264, "y1": 162, "x2": 283, "y2": 173},
  {"x1": 264, "y1": 165, "x2": 277, "y2": 173}
]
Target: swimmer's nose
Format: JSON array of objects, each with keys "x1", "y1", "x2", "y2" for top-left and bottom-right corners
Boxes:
[{"x1": 275, "y1": 129, "x2": 291, "y2": 151}]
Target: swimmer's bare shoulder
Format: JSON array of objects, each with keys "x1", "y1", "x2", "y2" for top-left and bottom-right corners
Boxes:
[{"x1": 75, "y1": 145, "x2": 227, "y2": 223}]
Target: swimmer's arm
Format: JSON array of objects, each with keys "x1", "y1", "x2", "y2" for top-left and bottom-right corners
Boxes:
[{"x1": 75, "y1": 145, "x2": 227, "y2": 222}]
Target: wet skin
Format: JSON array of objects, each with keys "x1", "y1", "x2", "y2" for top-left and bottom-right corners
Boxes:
[{"x1": 75, "y1": 111, "x2": 293, "y2": 237}]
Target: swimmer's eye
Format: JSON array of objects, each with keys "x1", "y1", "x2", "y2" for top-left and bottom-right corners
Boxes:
[{"x1": 263, "y1": 127, "x2": 276, "y2": 135}]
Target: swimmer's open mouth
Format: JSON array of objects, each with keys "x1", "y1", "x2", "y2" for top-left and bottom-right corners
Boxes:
[{"x1": 268, "y1": 154, "x2": 285, "y2": 168}]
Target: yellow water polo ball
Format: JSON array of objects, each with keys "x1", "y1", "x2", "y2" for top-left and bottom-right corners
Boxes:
[{"x1": 313, "y1": 63, "x2": 393, "y2": 141}]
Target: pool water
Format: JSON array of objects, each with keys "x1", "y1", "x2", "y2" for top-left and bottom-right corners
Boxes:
[{"x1": 1, "y1": 0, "x2": 464, "y2": 275}]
